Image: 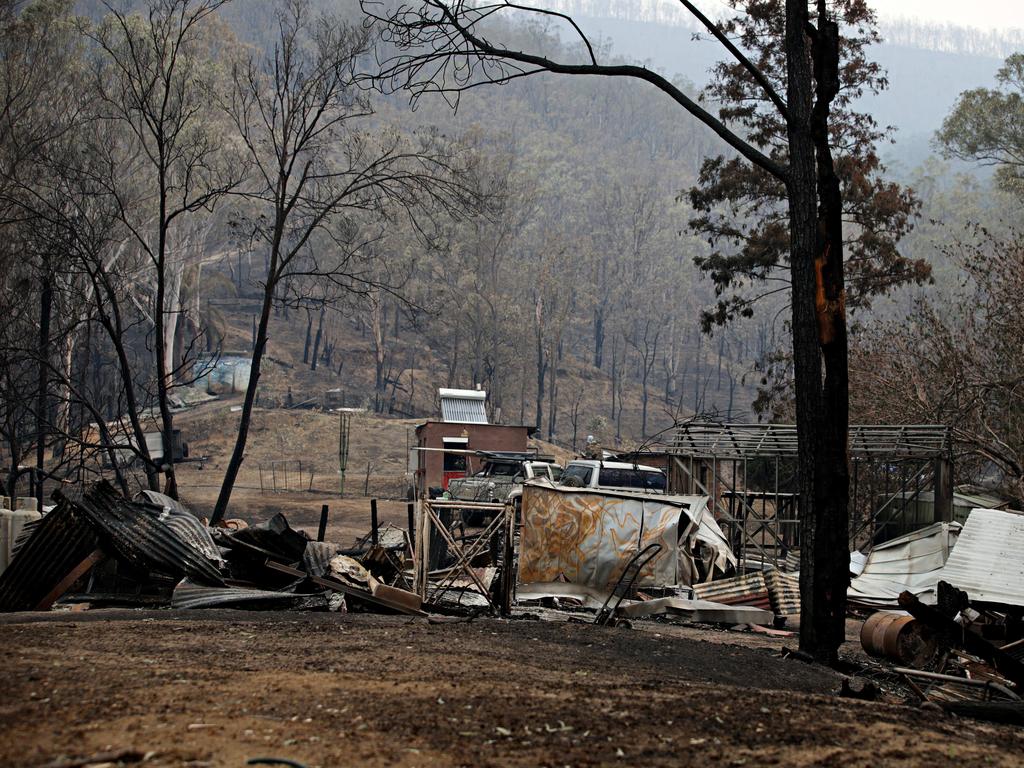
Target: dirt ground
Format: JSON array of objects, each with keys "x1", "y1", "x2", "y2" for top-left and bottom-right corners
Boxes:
[{"x1": 2, "y1": 611, "x2": 1022, "y2": 768}]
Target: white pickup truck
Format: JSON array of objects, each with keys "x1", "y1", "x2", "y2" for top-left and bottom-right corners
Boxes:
[{"x1": 559, "y1": 459, "x2": 667, "y2": 493}]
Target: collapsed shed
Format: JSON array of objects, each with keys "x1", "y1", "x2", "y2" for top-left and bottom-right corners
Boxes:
[{"x1": 517, "y1": 482, "x2": 735, "y2": 590}]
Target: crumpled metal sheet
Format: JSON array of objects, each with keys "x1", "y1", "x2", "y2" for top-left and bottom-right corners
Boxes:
[
  {"x1": 138, "y1": 489, "x2": 190, "y2": 517},
  {"x1": 516, "y1": 581, "x2": 611, "y2": 610},
  {"x1": 0, "y1": 500, "x2": 100, "y2": 611},
  {"x1": 519, "y1": 484, "x2": 685, "y2": 588},
  {"x1": 60, "y1": 482, "x2": 224, "y2": 586},
  {"x1": 221, "y1": 513, "x2": 308, "y2": 562},
  {"x1": 157, "y1": 509, "x2": 224, "y2": 567},
  {"x1": 171, "y1": 580, "x2": 329, "y2": 610},
  {"x1": 303, "y1": 541, "x2": 338, "y2": 577},
  {"x1": 848, "y1": 521, "x2": 961, "y2": 608}
]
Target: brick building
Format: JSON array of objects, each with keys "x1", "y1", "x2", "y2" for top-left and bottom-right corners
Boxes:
[{"x1": 413, "y1": 388, "x2": 534, "y2": 496}]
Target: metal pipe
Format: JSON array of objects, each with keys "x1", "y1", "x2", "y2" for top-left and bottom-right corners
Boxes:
[{"x1": 893, "y1": 668, "x2": 1021, "y2": 701}]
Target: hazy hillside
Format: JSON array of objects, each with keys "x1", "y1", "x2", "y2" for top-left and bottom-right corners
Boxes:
[{"x1": 539, "y1": 10, "x2": 1006, "y2": 158}]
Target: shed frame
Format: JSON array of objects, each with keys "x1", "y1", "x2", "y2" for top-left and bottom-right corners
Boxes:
[{"x1": 668, "y1": 422, "x2": 953, "y2": 572}]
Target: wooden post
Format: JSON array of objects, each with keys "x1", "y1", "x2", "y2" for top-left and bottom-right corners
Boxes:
[
  {"x1": 317, "y1": 504, "x2": 329, "y2": 542},
  {"x1": 407, "y1": 502, "x2": 415, "y2": 550},
  {"x1": 416, "y1": 499, "x2": 429, "y2": 599},
  {"x1": 338, "y1": 411, "x2": 351, "y2": 498},
  {"x1": 500, "y1": 502, "x2": 515, "y2": 616},
  {"x1": 370, "y1": 498, "x2": 379, "y2": 547},
  {"x1": 934, "y1": 457, "x2": 953, "y2": 523},
  {"x1": 36, "y1": 549, "x2": 105, "y2": 610}
]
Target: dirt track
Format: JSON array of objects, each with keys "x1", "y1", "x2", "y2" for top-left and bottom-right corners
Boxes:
[{"x1": 2, "y1": 611, "x2": 1022, "y2": 768}]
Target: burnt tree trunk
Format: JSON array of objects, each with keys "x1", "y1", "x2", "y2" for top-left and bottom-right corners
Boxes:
[
  {"x1": 311, "y1": 308, "x2": 324, "y2": 371},
  {"x1": 35, "y1": 272, "x2": 52, "y2": 508},
  {"x1": 303, "y1": 308, "x2": 312, "y2": 364},
  {"x1": 809, "y1": 3, "x2": 850, "y2": 661},
  {"x1": 786, "y1": 0, "x2": 850, "y2": 664},
  {"x1": 212, "y1": 184, "x2": 288, "y2": 523}
]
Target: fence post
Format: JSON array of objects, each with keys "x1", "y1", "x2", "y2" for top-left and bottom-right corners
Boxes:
[
  {"x1": 370, "y1": 498, "x2": 379, "y2": 547},
  {"x1": 317, "y1": 504, "x2": 329, "y2": 542}
]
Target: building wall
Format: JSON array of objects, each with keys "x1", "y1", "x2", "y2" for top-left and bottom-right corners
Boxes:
[{"x1": 415, "y1": 422, "x2": 530, "y2": 494}]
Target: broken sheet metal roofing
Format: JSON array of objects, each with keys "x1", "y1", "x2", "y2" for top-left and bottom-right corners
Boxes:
[
  {"x1": 0, "y1": 500, "x2": 100, "y2": 611},
  {"x1": 847, "y1": 521, "x2": 961, "y2": 608},
  {"x1": 939, "y1": 508, "x2": 1024, "y2": 608},
  {"x1": 171, "y1": 580, "x2": 327, "y2": 610},
  {"x1": 518, "y1": 484, "x2": 734, "y2": 589},
  {"x1": 157, "y1": 507, "x2": 224, "y2": 566},
  {"x1": 439, "y1": 387, "x2": 488, "y2": 424},
  {"x1": 66, "y1": 483, "x2": 224, "y2": 585},
  {"x1": 692, "y1": 571, "x2": 772, "y2": 611}
]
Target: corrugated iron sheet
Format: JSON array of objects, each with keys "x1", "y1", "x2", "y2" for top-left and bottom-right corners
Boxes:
[
  {"x1": 692, "y1": 572, "x2": 772, "y2": 612},
  {"x1": 0, "y1": 501, "x2": 100, "y2": 611},
  {"x1": 303, "y1": 540, "x2": 336, "y2": 577},
  {"x1": 171, "y1": 580, "x2": 328, "y2": 609},
  {"x1": 156, "y1": 508, "x2": 223, "y2": 566},
  {"x1": 61, "y1": 482, "x2": 224, "y2": 586},
  {"x1": 940, "y1": 508, "x2": 1024, "y2": 608},
  {"x1": 764, "y1": 569, "x2": 801, "y2": 617},
  {"x1": 10, "y1": 516, "x2": 42, "y2": 559},
  {"x1": 138, "y1": 489, "x2": 190, "y2": 516}
]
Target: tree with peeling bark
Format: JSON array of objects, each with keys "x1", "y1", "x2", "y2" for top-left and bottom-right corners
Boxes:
[
  {"x1": 209, "y1": 0, "x2": 474, "y2": 524},
  {"x1": 363, "y1": 0, "x2": 855, "y2": 662}
]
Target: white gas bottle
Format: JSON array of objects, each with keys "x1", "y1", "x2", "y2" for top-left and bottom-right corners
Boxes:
[{"x1": 1, "y1": 496, "x2": 43, "y2": 574}]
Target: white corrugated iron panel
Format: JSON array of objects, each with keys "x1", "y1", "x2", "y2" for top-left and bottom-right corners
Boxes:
[{"x1": 940, "y1": 508, "x2": 1024, "y2": 608}]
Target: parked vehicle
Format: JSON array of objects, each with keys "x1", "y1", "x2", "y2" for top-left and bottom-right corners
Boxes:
[
  {"x1": 447, "y1": 452, "x2": 560, "y2": 525},
  {"x1": 559, "y1": 459, "x2": 667, "y2": 493}
]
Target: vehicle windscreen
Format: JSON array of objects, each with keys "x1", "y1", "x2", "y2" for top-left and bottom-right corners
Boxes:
[
  {"x1": 486, "y1": 461, "x2": 520, "y2": 477},
  {"x1": 561, "y1": 465, "x2": 593, "y2": 486},
  {"x1": 597, "y1": 467, "x2": 666, "y2": 491}
]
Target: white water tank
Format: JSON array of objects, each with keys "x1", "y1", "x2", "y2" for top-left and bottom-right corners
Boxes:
[{"x1": 1, "y1": 497, "x2": 42, "y2": 574}]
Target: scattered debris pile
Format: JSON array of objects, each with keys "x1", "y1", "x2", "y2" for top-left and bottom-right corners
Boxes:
[
  {"x1": 852, "y1": 508, "x2": 1024, "y2": 724},
  {"x1": 0, "y1": 481, "x2": 424, "y2": 616}
]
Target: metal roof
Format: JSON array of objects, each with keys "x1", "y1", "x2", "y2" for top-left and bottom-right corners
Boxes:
[
  {"x1": 63, "y1": 483, "x2": 224, "y2": 586},
  {"x1": 670, "y1": 422, "x2": 951, "y2": 459},
  {"x1": 940, "y1": 508, "x2": 1024, "y2": 608},
  {"x1": 0, "y1": 500, "x2": 100, "y2": 611},
  {"x1": 439, "y1": 388, "x2": 488, "y2": 424}
]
